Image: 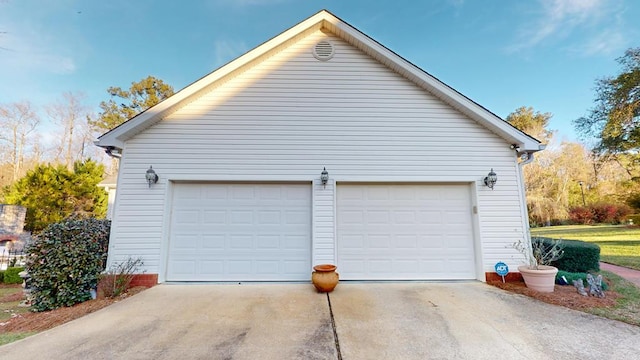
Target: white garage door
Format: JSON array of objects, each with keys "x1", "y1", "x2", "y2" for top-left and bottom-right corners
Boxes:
[
  {"x1": 167, "y1": 183, "x2": 311, "y2": 281},
  {"x1": 337, "y1": 184, "x2": 476, "y2": 280}
]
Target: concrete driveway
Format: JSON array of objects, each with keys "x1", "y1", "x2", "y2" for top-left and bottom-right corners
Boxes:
[{"x1": 1, "y1": 282, "x2": 638, "y2": 359}]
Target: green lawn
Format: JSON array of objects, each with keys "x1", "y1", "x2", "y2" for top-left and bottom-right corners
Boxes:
[
  {"x1": 0, "y1": 332, "x2": 36, "y2": 346},
  {"x1": 588, "y1": 271, "x2": 640, "y2": 326},
  {"x1": 0, "y1": 286, "x2": 30, "y2": 322},
  {"x1": 531, "y1": 225, "x2": 640, "y2": 270}
]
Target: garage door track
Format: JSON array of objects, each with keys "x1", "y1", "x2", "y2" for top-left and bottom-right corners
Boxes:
[{"x1": 1, "y1": 283, "x2": 638, "y2": 359}]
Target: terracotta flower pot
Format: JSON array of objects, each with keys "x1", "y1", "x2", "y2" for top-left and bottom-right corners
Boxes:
[
  {"x1": 312, "y1": 264, "x2": 339, "y2": 293},
  {"x1": 518, "y1": 265, "x2": 558, "y2": 293}
]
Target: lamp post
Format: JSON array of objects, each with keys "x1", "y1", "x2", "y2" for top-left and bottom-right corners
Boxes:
[{"x1": 578, "y1": 181, "x2": 586, "y2": 206}]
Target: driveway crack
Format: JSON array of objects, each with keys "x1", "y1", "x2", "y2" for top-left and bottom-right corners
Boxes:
[{"x1": 326, "y1": 293, "x2": 342, "y2": 360}]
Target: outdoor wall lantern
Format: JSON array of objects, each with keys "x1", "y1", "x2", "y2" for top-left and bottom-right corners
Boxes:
[
  {"x1": 320, "y1": 167, "x2": 329, "y2": 189},
  {"x1": 484, "y1": 168, "x2": 497, "y2": 190},
  {"x1": 146, "y1": 166, "x2": 159, "y2": 188}
]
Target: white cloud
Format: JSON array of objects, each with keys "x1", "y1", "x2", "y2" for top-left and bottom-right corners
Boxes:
[
  {"x1": 212, "y1": 39, "x2": 249, "y2": 68},
  {"x1": 0, "y1": 21, "x2": 77, "y2": 76},
  {"x1": 507, "y1": 0, "x2": 628, "y2": 56},
  {"x1": 579, "y1": 28, "x2": 627, "y2": 56}
]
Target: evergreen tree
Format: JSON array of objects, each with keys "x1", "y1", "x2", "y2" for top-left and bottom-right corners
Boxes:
[
  {"x1": 2, "y1": 160, "x2": 107, "y2": 232},
  {"x1": 88, "y1": 76, "x2": 174, "y2": 133}
]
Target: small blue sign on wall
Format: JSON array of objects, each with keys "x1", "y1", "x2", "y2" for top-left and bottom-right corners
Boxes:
[{"x1": 495, "y1": 262, "x2": 509, "y2": 276}]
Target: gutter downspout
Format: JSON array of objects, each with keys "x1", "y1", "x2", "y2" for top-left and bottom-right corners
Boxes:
[
  {"x1": 519, "y1": 151, "x2": 535, "y2": 166},
  {"x1": 516, "y1": 150, "x2": 538, "y2": 266},
  {"x1": 105, "y1": 146, "x2": 122, "y2": 159}
]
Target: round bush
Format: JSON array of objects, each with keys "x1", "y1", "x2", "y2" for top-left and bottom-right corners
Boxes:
[
  {"x1": 3, "y1": 267, "x2": 25, "y2": 284},
  {"x1": 25, "y1": 218, "x2": 110, "y2": 311}
]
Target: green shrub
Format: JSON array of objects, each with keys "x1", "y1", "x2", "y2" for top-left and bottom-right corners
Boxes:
[
  {"x1": 0, "y1": 271, "x2": 4, "y2": 283},
  {"x1": 568, "y1": 206, "x2": 594, "y2": 225},
  {"x1": 99, "y1": 257, "x2": 145, "y2": 298},
  {"x1": 25, "y1": 218, "x2": 111, "y2": 312},
  {"x1": 556, "y1": 270, "x2": 608, "y2": 291},
  {"x1": 3, "y1": 267, "x2": 25, "y2": 284},
  {"x1": 569, "y1": 203, "x2": 632, "y2": 225},
  {"x1": 538, "y1": 238, "x2": 600, "y2": 272}
]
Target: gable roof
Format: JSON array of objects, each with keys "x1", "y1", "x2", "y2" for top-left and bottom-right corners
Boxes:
[{"x1": 95, "y1": 9, "x2": 543, "y2": 153}]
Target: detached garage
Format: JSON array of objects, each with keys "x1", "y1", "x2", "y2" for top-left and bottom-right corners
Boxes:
[{"x1": 95, "y1": 10, "x2": 543, "y2": 284}]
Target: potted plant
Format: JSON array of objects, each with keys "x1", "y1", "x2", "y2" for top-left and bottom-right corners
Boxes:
[
  {"x1": 513, "y1": 236, "x2": 564, "y2": 292},
  {"x1": 311, "y1": 264, "x2": 339, "y2": 292}
]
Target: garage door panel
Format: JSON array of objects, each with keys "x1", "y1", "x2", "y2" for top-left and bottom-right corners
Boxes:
[
  {"x1": 203, "y1": 210, "x2": 226, "y2": 224},
  {"x1": 167, "y1": 183, "x2": 311, "y2": 281},
  {"x1": 369, "y1": 235, "x2": 391, "y2": 249},
  {"x1": 231, "y1": 211, "x2": 253, "y2": 224},
  {"x1": 256, "y1": 260, "x2": 278, "y2": 272},
  {"x1": 338, "y1": 184, "x2": 476, "y2": 280},
  {"x1": 170, "y1": 260, "x2": 196, "y2": 275},
  {"x1": 228, "y1": 260, "x2": 252, "y2": 274},
  {"x1": 174, "y1": 210, "x2": 200, "y2": 224},
  {"x1": 283, "y1": 235, "x2": 308, "y2": 249},
  {"x1": 204, "y1": 186, "x2": 228, "y2": 199},
  {"x1": 173, "y1": 234, "x2": 198, "y2": 249},
  {"x1": 230, "y1": 235, "x2": 252, "y2": 249},
  {"x1": 257, "y1": 235, "x2": 279, "y2": 249},
  {"x1": 202, "y1": 235, "x2": 225, "y2": 249},
  {"x1": 285, "y1": 210, "x2": 309, "y2": 224},
  {"x1": 396, "y1": 236, "x2": 418, "y2": 249},
  {"x1": 258, "y1": 211, "x2": 280, "y2": 224},
  {"x1": 201, "y1": 261, "x2": 224, "y2": 275},
  {"x1": 284, "y1": 260, "x2": 309, "y2": 273}
]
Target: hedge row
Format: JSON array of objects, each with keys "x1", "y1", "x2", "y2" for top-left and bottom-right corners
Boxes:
[
  {"x1": 569, "y1": 203, "x2": 631, "y2": 225},
  {"x1": 537, "y1": 237, "x2": 600, "y2": 272},
  {"x1": 0, "y1": 267, "x2": 25, "y2": 284}
]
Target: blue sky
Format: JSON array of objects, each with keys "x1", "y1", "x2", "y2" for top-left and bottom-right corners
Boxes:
[{"x1": 1, "y1": 0, "x2": 638, "y2": 142}]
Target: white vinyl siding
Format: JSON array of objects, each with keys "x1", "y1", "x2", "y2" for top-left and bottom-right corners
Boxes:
[{"x1": 107, "y1": 29, "x2": 528, "y2": 279}]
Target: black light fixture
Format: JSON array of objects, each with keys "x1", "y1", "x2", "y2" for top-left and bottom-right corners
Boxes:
[
  {"x1": 484, "y1": 168, "x2": 497, "y2": 190},
  {"x1": 578, "y1": 181, "x2": 586, "y2": 206},
  {"x1": 146, "y1": 166, "x2": 159, "y2": 188},
  {"x1": 320, "y1": 167, "x2": 329, "y2": 189}
]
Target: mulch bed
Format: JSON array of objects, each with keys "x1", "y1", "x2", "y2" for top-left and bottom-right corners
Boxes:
[
  {"x1": 0, "y1": 291, "x2": 25, "y2": 302},
  {"x1": 488, "y1": 280, "x2": 619, "y2": 310},
  {"x1": 0, "y1": 286, "x2": 147, "y2": 333}
]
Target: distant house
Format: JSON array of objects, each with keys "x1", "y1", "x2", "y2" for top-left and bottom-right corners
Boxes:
[
  {"x1": 95, "y1": 10, "x2": 543, "y2": 284},
  {"x1": 97, "y1": 174, "x2": 118, "y2": 220},
  {"x1": 0, "y1": 204, "x2": 28, "y2": 268}
]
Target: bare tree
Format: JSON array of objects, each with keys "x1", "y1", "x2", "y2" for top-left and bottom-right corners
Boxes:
[
  {"x1": 0, "y1": 101, "x2": 40, "y2": 181},
  {"x1": 46, "y1": 92, "x2": 92, "y2": 170}
]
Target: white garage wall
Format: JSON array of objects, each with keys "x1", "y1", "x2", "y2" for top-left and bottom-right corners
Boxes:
[{"x1": 108, "y1": 29, "x2": 528, "y2": 280}]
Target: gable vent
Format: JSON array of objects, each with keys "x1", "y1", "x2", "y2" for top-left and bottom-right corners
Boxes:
[{"x1": 313, "y1": 41, "x2": 335, "y2": 61}]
